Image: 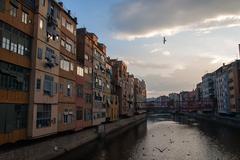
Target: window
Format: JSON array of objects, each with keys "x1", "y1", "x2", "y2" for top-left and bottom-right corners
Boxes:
[
  {"x1": 61, "y1": 17, "x2": 74, "y2": 33},
  {"x1": 10, "y1": 42, "x2": 17, "y2": 53},
  {"x1": 61, "y1": 39, "x2": 65, "y2": 47},
  {"x1": 44, "y1": 75, "x2": 54, "y2": 96},
  {"x1": 66, "y1": 22, "x2": 73, "y2": 33},
  {"x1": 60, "y1": 59, "x2": 70, "y2": 71},
  {"x1": 22, "y1": 12, "x2": 28, "y2": 24},
  {"x1": 18, "y1": 44, "x2": 24, "y2": 55},
  {"x1": 77, "y1": 66, "x2": 84, "y2": 77},
  {"x1": 76, "y1": 109, "x2": 83, "y2": 120},
  {"x1": 66, "y1": 83, "x2": 72, "y2": 96},
  {"x1": 40, "y1": 0, "x2": 45, "y2": 6},
  {"x1": 63, "y1": 109, "x2": 73, "y2": 124},
  {"x1": 84, "y1": 109, "x2": 92, "y2": 121},
  {"x1": 0, "y1": 104, "x2": 27, "y2": 133},
  {"x1": 77, "y1": 85, "x2": 83, "y2": 97},
  {"x1": 89, "y1": 67, "x2": 92, "y2": 74},
  {"x1": 37, "y1": 48, "x2": 43, "y2": 59},
  {"x1": 10, "y1": 5, "x2": 17, "y2": 17},
  {"x1": 84, "y1": 54, "x2": 89, "y2": 60},
  {"x1": 36, "y1": 79, "x2": 41, "y2": 90},
  {"x1": 84, "y1": 67, "x2": 88, "y2": 74},
  {"x1": 39, "y1": 19, "x2": 44, "y2": 30},
  {"x1": 70, "y1": 63, "x2": 74, "y2": 71},
  {"x1": 85, "y1": 94, "x2": 92, "y2": 103},
  {"x1": 45, "y1": 47, "x2": 57, "y2": 67},
  {"x1": 65, "y1": 42, "x2": 72, "y2": 52},
  {"x1": 0, "y1": 61, "x2": 30, "y2": 91},
  {"x1": 2, "y1": 37, "x2": 10, "y2": 50},
  {"x1": 0, "y1": 21, "x2": 31, "y2": 56},
  {"x1": 36, "y1": 104, "x2": 51, "y2": 128}
]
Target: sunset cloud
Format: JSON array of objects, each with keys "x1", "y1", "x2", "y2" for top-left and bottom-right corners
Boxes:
[{"x1": 111, "y1": 0, "x2": 240, "y2": 40}]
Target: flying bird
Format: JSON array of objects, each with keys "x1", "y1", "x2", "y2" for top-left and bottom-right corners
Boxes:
[{"x1": 163, "y1": 37, "x2": 167, "y2": 44}]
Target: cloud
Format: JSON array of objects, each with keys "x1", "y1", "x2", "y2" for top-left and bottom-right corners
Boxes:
[
  {"x1": 143, "y1": 55, "x2": 232, "y2": 97},
  {"x1": 122, "y1": 58, "x2": 170, "y2": 69},
  {"x1": 111, "y1": 0, "x2": 240, "y2": 40}
]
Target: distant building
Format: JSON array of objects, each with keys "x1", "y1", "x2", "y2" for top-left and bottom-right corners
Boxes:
[
  {"x1": 228, "y1": 60, "x2": 240, "y2": 113},
  {"x1": 195, "y1": 83, "x2": 203, "y2": 102},
  {"x1": 134, "y1": 78, "x2": 146, "y2": 110},
  {"x1": 156, "y1": 95, "x2": 169, "y2": 108},
  {"x1": 105, "y1": 58, "x2": 119, "y2": 122},
  {"x1": 202, "y1": 73, "x2": 215, "y2": 99},
  {"x1": 127, "y1": 73, "x2": 135, "y2": 116},
  {"x1": 169, "y1": 93, "x2": 180, "y2": 109},
  {"x1": 110, "y1": 60, "x2": 128, "y2": 117},
  {"x1": 215, "y1": 60, "x2": 240, "y2": 114},
  {"x1": 179, "y1": 91, "x2": 189, "y2": 110},
  {"x1": 76, "y1": 28, "x2": 94, "y2": 128},
  {"x1": 215, "y1": 64, "x2": 230, "y2": 114}
]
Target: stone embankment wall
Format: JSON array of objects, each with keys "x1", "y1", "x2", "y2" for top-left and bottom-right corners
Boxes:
[{"x1": 0, "y1": 114, "x2": 146, "y2": 160}]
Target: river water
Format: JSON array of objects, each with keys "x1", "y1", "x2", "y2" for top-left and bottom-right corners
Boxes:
[{"x1": 56, "y1": 114, "x2": 240, "y2": 160}]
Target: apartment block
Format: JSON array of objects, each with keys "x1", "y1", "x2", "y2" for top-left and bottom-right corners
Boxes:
[
  {"x1": 126, "y1": 73, "x2": 135, "y2": 116},
  {"x1": 29, "y1": 0, "x2": 77, "y2": 138},
  {"x1": 227, "y1": 60, "x2": 240, "y2": 113},
  {"x1": 168, "y1": 93, "x2": 180, "y2": 109},
  {"x1": 110, "y1": 59, "x2": 128, "y2": 117},
  {"x1": 105, "y1": 58, "x2": 119, "y2": 122},
  {"x1": 214, "y1": 60, "x2": 240, "y2": 114},
  {"x1": 215, "y1": 64, "x2": 230, "y2": 114},
  {"x1": 92, "y1": 36, "x2": 107, "y2": 126},
  {"x1": 75, "y1": 64, "x2": 85, "y2": 130},
  {"x1": 76, "y1": 28, "x2": 93, "y2": 128},
  {"x1": 134, "y1": 78, "x2": 146, "y2": 110},
  {"x1": 0, "y1": 0, "x2": 35, "y2": 145}
]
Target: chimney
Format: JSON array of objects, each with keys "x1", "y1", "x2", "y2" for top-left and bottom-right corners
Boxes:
[{"x1": 68, "y1": 10, "x2": 71, "y2": 15}]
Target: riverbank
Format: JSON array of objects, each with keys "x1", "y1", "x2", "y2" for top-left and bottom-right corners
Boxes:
[
  {"x1": 0, "y1": 114, "x2": 146, "y2": 160},
  {"x1": 179, "y1": 112, "x2": 240, "y2": 128}
]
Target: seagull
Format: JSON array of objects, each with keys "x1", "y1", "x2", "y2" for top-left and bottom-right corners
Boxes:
[{"x1": 163, "y1": 37, "x2": 167, "y2": 44}]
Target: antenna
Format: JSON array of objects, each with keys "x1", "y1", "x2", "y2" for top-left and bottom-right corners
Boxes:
[{"x1": 238, "y1": 44, "x2": 240, "y2": 60}]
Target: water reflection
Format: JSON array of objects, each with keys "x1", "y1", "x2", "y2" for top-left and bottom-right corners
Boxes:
[{"x1": 55, "y1": 114, "x2": 240, "y2": 160}]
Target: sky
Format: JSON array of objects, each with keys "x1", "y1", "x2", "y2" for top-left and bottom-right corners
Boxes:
[{"x1": 61, "y1": 0, "x2": 240, "y2": 98}]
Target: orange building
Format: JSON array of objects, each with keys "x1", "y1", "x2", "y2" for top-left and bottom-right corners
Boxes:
[
  {"x1": 0, "y1": 0, "x2": 35, "y2": 145},
  {"x1": 28, "y1": 0, "x2": 77, "y2": 139}
]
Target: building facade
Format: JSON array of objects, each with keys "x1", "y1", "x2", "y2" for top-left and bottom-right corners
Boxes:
[
  {"x1": 111, "y1": 60, "x2": 128, "y2": 117},
  {"x1": 76, "y1": 28, "x2": 93, "y2": 128},
  {"x1": 92, "y1": 39, "x2": 107, "y2": 126},
  {"x1": 126, "y1": 73, "x2": 135, "y2": 116},
  {"x1": 0, "y1": 0, "x2": 35, "y2": 144},
  {"x1": 228, "y1": 60, "x2": 240, "y2": 113},
  {"x1": 215, "y1": 65, "x2": 230, "y2": 114}
]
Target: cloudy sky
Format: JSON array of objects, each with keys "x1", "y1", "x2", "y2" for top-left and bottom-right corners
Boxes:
[{"x1": 62, "y1": 0, "x2": 240, "y2": 98}]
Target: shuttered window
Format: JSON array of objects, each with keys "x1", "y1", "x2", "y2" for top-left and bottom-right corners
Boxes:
[{"x1": 44, "y1": 75, "x2": 54, "y2": 96}]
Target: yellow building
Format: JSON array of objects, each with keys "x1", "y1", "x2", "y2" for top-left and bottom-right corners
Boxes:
[{"x1": 106, "y1": 95, "x2": 119, "y2": 122}]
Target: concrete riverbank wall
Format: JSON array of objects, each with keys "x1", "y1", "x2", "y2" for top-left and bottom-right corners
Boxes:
[
  {"x1": 0, "y1": 114, "x2": 146, "y2": 160},
  {"x1": 181, "y1": 112, "x2": 240, "y2": 128}
]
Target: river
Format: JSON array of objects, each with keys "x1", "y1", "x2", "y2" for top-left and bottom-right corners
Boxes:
[{"x1": 55, "y1": 113, "x2": 240, "y2": 160}]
